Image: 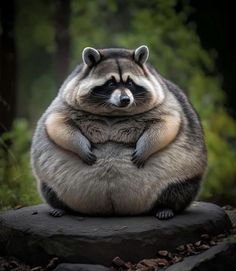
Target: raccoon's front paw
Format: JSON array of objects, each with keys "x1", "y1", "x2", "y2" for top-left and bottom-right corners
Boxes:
[
  {"x1": 76, "y1": 137, "x2": 97, "y2": 165},
  {"x1": 82, "y1": 150, "x2": 97, "y2": 165},
  {"x1": 131, "y1": 149, "x2": 146, "y2": 168}
]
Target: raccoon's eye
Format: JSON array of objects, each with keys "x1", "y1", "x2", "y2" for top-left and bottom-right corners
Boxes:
[
  {"x1": 107, "y1": 80, "x2": 116, "y2": 88},
  {"x1": 126, "y1": 79, "x2": 134, "y2": 88}
]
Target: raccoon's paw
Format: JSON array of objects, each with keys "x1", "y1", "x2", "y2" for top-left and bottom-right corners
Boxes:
[
  {"x1": 49, "y1": 208, "x2": 65, "y2": 217},
  {"x1": 131, "y1": 149, "x2": 146, "y2": 168},
  {"x1": 77, "y1": 139, "x2": 97, "y2": 165},
  {"x1": 156, "y1": 208, "x2": 174, "y2": 220},
  {"x1": 82, "y1": 151, "x2": 97, "y2": 165}
]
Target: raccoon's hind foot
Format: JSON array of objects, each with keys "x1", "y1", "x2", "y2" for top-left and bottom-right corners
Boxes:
[
  {"x1": 49, "y1": 208, "x2": 65, "y2": 217},
  {"x1": 41, "y1": 183, "x2": 72, "y2": 217},
  {"x1": 155, "y1": 176, "x2": 201, "y2": 220},
  {"x1": 156, "y1": 208, "x2": 174, "y2": 220}
]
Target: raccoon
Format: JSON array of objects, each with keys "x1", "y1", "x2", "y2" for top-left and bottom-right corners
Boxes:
[{"x1": 31, "y1": 45, "x2": 207, "y2": 219}]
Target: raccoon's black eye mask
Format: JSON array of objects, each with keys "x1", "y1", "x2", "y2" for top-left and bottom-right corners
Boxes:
[
  {"x1": 107, "y1": 78, "x2": 117, "y2": 89},
  {"x1": 90, "y1": 78, "x2": 147, "y2": 97}
]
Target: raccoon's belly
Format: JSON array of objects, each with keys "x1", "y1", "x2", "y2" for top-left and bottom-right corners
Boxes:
[{"x1": 41, "y1": 142, "x2": 160, "y2": 215}]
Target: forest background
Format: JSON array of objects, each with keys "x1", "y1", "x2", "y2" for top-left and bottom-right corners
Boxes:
[{"x1": 0, "y1": 0, "x2": 236, "y2": 210}]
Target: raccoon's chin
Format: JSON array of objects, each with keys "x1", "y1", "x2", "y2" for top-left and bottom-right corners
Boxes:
[
  {"x1": 77, "y1": 102, "x2": 154, "y2": 116},
  {"x1": 110, "y1": 104, "x2": 131, "y2": 109},
  {"x1": 109, "y1": 104, "x2": 134, "y2": 113}
]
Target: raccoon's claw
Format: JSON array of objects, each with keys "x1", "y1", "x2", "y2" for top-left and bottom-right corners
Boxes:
[
  {"x1": 49, "y1": 208, "x2": 65, "y2": 217},
  {"x1": 131, "y1": 150, "x2": 146, "y2": 168},
  {"x1": 83, "y1": 151, "x2": 97, "y2": 165},
  {"x1": 156, "y1": 208, "x2": 174, "y2": 220}
]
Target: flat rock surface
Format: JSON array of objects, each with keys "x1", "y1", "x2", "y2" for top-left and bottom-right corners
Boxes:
[{"x1": 0, "y1": 202, "x2": 232, "y2": 266}]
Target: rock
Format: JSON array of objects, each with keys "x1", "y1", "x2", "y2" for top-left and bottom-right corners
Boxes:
[
  {"x1": 226, "y1": 209, "x2": 236, "y2": 228},
  {"x1": 164, "y1": 239, "x2": 236, "y2": 271},
  {"x1": 0, "y1": 202, "x2": 232, "y2": 266},
  {"x1": 53, "y1": 263, "x2": 109, "y2": 271}
]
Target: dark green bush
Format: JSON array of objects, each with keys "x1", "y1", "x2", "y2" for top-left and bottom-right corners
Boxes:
[{"x1": 0, "y1": 119, "x2": 41, "y2": 210}]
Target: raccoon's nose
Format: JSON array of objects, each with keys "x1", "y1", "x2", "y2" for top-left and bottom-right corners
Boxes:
[{"x1": 120, "y1": 95, "x2": 130, "y2": 107}]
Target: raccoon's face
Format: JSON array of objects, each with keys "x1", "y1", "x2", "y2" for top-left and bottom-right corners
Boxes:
[{"x1": 62, "y1": 45, "x2": 165, "y2": 115}]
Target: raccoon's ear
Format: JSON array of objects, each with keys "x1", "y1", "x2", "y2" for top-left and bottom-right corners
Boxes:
[
  {"x1": 82, "y1": 47, "x2": 101, "y2": 67},
  {"x1": 134, "y1": 45, "x2": 149, "y2": 64}
]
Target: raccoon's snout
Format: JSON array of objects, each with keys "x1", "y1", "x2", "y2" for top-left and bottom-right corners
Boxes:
[
  {"x1": 120, "y1": 95, "x2": 130, "y2": 107},
  {"x1": 109, "y1": 89, "x2": 133, "y2": 108}
]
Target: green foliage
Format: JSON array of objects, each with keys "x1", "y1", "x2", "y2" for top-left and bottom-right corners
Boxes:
[
  {"x1": 229, "y1": 235, "x2": 236, "y2": 242},
  {"x1": 189, "y1": 73, "x2": 236, "y2": 202},
  {"x1": 1, "y1": 0, "x2": 235, "y2": 209},
  {"x1": 0, "y1": 119, "x2": 41, "y2": 210},
  {"x1": 16, "y1": 0, "x2": 56, "y2": 123}
]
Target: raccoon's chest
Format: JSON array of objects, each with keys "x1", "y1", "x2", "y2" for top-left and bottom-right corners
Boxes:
[{"x1": 75, "y1": 117, "x2": 146, "y2": 144}]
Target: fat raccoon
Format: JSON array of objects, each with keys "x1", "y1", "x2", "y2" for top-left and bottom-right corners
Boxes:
[{"x1": 31, "y1": 45, "x2": 207, "y2": 219}]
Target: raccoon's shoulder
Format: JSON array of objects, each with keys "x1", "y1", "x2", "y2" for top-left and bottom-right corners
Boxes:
[
  {"x1": 162, "y1": 78, "x2": 193, "y2": 111},
  {"x1": 37, "y1": 95, "x2": 80, "y2": 128},
  {"x1": 162, "y1": 77, "x2": 202, "y2": 132}
]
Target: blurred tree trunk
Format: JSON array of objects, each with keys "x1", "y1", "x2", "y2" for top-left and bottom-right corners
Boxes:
[
  {"x1": 54, "y1": 0, "x2": 71, "y2": 88},
  {"x1": 0, "y1": 0, "x2": 17, "y2": 135}
]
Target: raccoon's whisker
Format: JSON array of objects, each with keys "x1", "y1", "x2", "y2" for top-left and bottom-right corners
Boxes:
[
  {"x1": 134, "y1": 92, "x2": 146, "y2": 95},
  {"x1": 90, "y1": 94, "x2": 108, "y2": 98},
  {"x1": 134, "y1": 94, "x2": 146, "y2": 97},
  {"x1": 134, "y1": 101, "x2": 146, "y2": 107},
  {"x1": 133, "y1": 100, "x2": 137, "y2": 107},
  {"x1": 134, "y1": 98, "x2": 146, "y2": 102},
  {"x1": 90, "y1": 97, "x2": 107, "y2": 104},
  {"x1": 134, "y1": 96, "x2": 146, "y2": 99},
  {"x1": 98, "y1": 101, "x2": 110, "y2": 108},
  {"x1": 135, "y1": 97, "x2": 146, "y2": 100}
]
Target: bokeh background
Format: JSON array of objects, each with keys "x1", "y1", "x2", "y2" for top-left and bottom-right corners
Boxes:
[{"x1": 0, "y1": 0, "x2": 236, "y2": 210}]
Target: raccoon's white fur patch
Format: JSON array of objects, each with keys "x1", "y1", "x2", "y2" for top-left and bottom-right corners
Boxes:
[
  {"x1": 109, "y1": 89, "x2": 121, "y2": 106},
  {"x1": 76, "y1": 78, "x2": 105, "y2": 96}
]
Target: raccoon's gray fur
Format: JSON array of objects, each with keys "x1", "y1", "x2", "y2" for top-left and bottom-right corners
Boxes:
[{"x1": 31, "y1": 45, "x2": 207, "y2": 219}]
